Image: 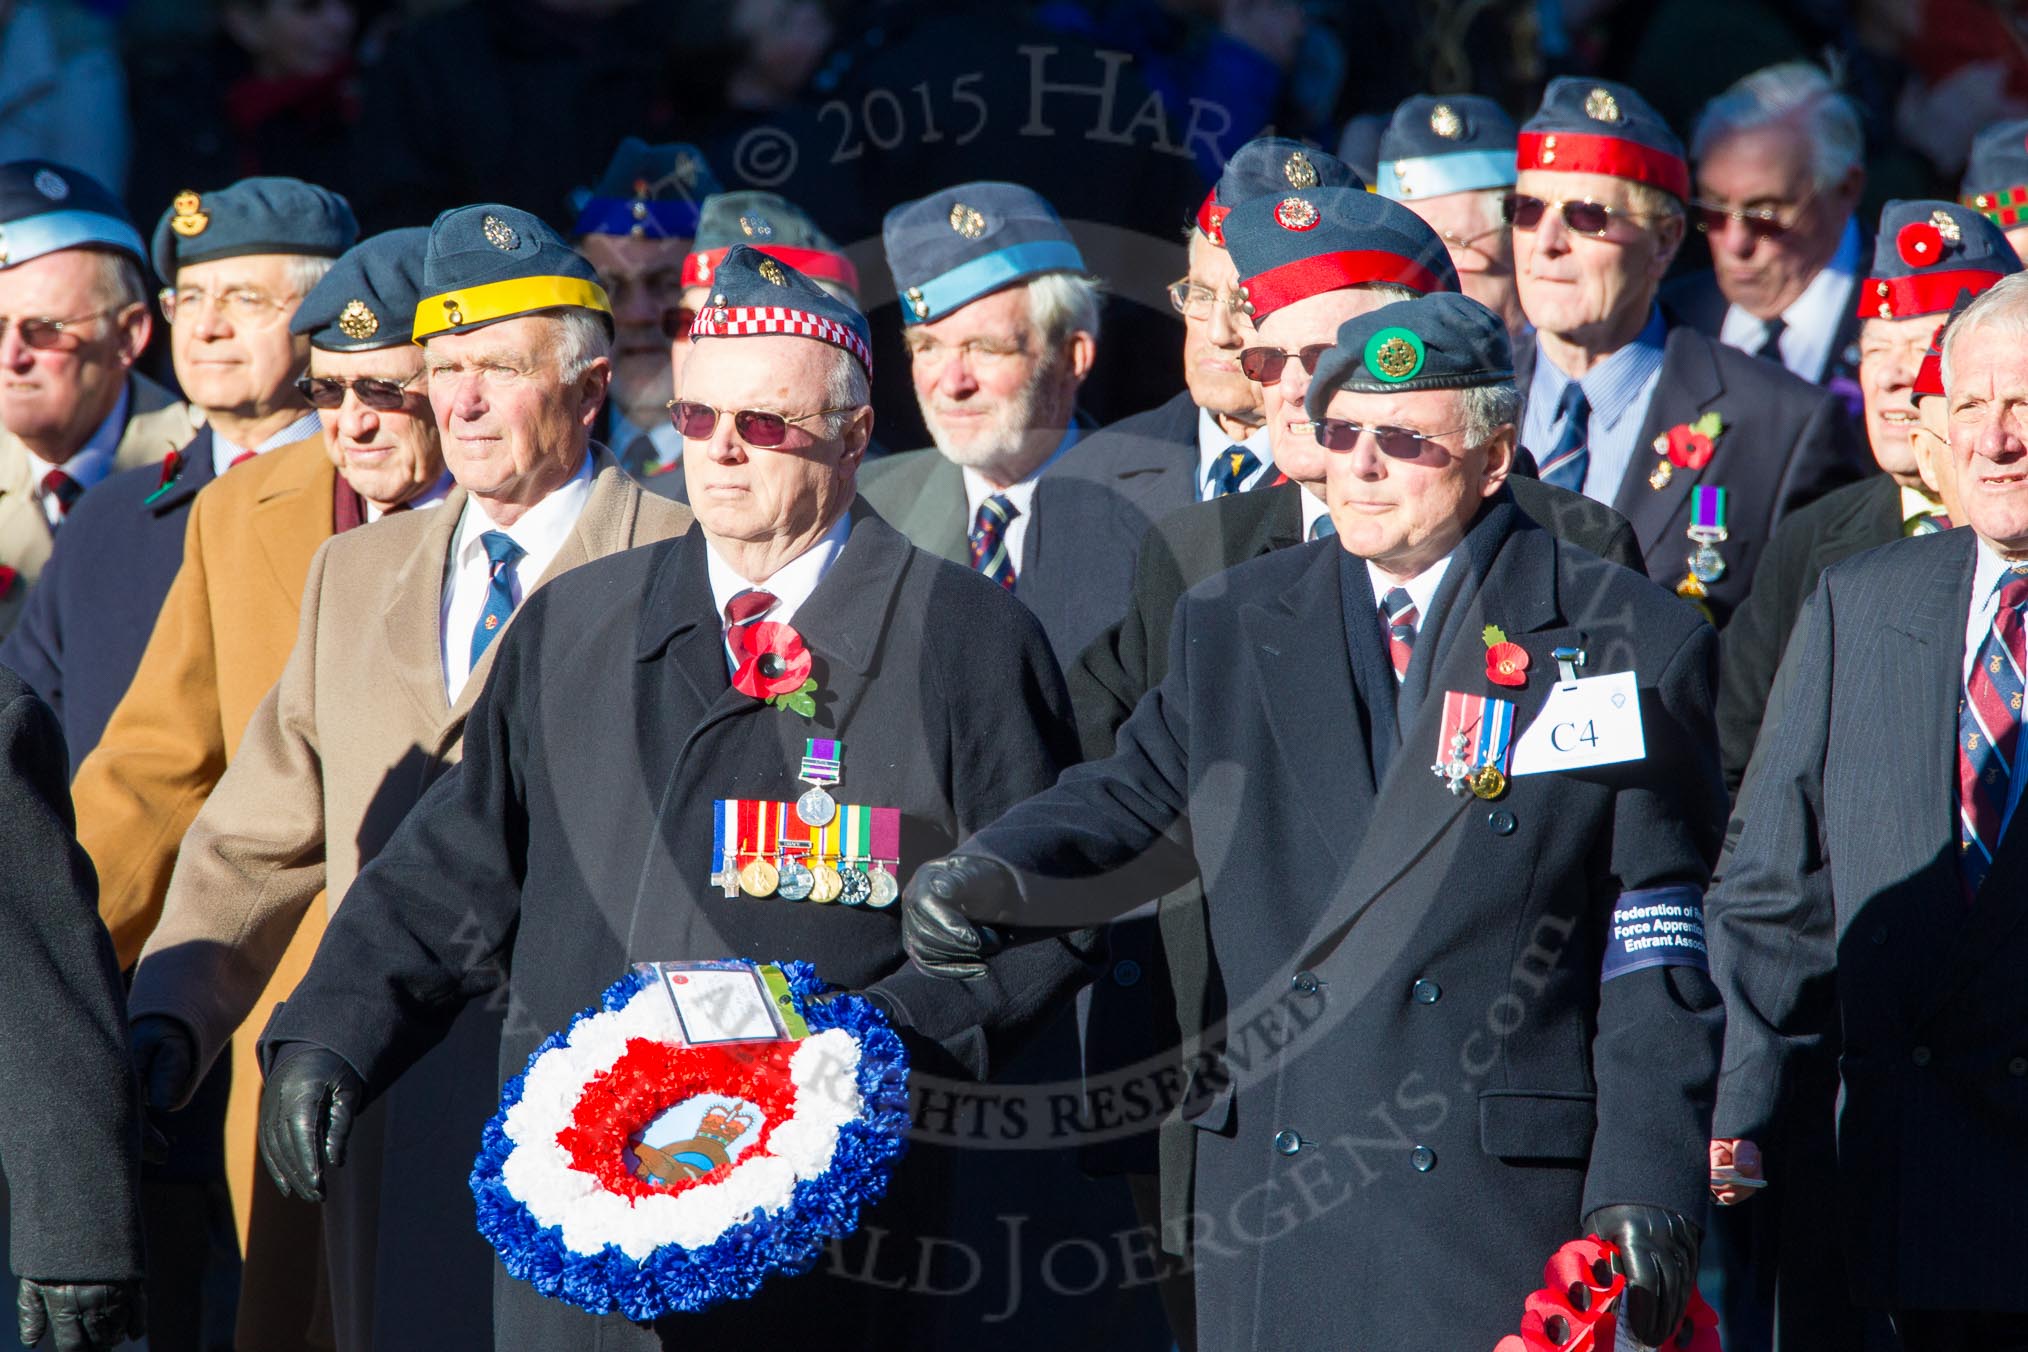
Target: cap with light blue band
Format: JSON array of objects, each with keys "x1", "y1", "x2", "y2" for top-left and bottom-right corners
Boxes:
[
  {"x1": 883, "y1": 182, "x2": 1086, "y2": 325},
  {"x1": 0, "y1": 160, "x2": 146, "y2": 270},
  {"x1": 1377, "y1": 96, "x2": 1518, "y2": 203}
]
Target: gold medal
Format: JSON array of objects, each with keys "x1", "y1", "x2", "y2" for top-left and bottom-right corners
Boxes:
[
  {"x1": 738, "y1": 859, "x2": 780, "y2": 897},
  {"x1": 809, "y1": 864, "x2": 843, "y2": 904},
  {"x1": 1469, "y1": 766, "x2": 1507, "y2": 800}
]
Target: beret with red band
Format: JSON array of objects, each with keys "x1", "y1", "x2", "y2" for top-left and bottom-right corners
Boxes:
[
  {"x1": 1961, "y1": 118, "x2": 2028, "y2": 228},
  {"x1": 1194, "y1": 136, "x2": 1363, "y2": 247},
  {"x1": 1856, "y1": 198, "x2": 2019, "y2": 323},
  {"x1": 1914, "y1": 291, "x2": 1977, "y2": 404},
  {"x1": 1223, "y1": 186, "x2": 1458, "y2": 322},
  {"x1": 1517, "y1": 77, "x2": 1688, "y2": 201},
  {"x1": 682, "y1": 191, "x2": 859, "y2": 299}
]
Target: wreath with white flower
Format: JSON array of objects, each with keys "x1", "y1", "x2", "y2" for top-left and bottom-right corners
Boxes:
[{"x1": 471, "y1": 961, "x2": 910, "y2": 1320}]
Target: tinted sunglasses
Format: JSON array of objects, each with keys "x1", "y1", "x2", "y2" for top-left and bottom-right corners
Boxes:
[
  {"x1": 1502, "y1": 193, "x2": 1649, "y2": 237},
  {"x1": 294, "y1": 374, "x2": 418, "y2": 411},
  {"x1": 659, "y1": 306, "x2": 698, "y2": 341},
  {"x1": 667, "y1": 399, "x2": 860, "y2": 448},
  {"x1": 1239, "y1": 343, "x2": 1331, "y2": 384},
  {"x1": 1689, "y1": 200, "x2": 1800, "y2": 242},
  {"x1": 1311, "y1": 418, "x2": 1464, "y2": 455}
]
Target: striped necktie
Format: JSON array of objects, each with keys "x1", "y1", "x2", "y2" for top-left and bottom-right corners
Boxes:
[
  {"x1": 1380, "y1": 587, "x2": 1417, "y2": 680},
  {"x1": 39, "y1": 468, "x2": 82, "y2": 522},
  {"x1": 1206, "y1": 446, "x2": 1261, "y2": 498},
  {"x1": 1538, "y1": 382, "x2": 1591, "y2": 492},
  {"x1": 969, "y1": 493, "x2": 1019, "y2": 590},
  {"x1": 1959, "y1": 569, "x2": 2028, "y2": 896},
  {"x1": 468, "y1": 531, "x2": 525, "y2": 667},
  {"x1": 723, "y1": 587, "x2": 778, "y2": 670}
]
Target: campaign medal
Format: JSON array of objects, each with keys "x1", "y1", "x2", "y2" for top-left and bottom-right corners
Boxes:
[
  {"x1": 866, "y1": 809, "x2": 902, "y2": 908},
  {"x1": 711, "y1": 799, "x2": 741, "y2": 897},
  {"x1": 1429, "y1": 690, "x2": 1516, "y2": 800},
  {"x1": 776, "y1": 851, "x2": 815, "y2": 902},
  {"x1": 797, "y1": 739, "x2": 842, "y2": 827},
  {"x1": 839, "y1": 866, "x2": 874, "y2": 907},
  {"x1": 839, "y1": 804, "x2": 872, "y2": 906},
  {"x1": 736, "y1": 799, "x2": 781, "y2": 897},
  {"x1": 867, "y1": 864, "x2": 900, "y2": 910},
  {"x1": 800, "y1": 808, "x2": 842, "y2": 904},
  {"x1": 809, "y1": 865, "x2": 844, "y2": 904},
  {"x1": 1681, "y1": 485, "x2": 1729, "y2": 597}
]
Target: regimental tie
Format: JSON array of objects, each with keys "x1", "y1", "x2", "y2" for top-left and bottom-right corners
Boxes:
[
  {"x1": 723, "y1": 587, "x2": 778, "y2": 669},
  {"x1": 1206, "y1": 446, "x2": 1261, "y2": 498},
  {"x1": 1906, "y1": 509, "x2": 1954, "y2": 538},
  {"x1": 39, "y1": 468, "x2": 82, "y2": 523},
  {"x1": 468, "y1": 530, "x2": 525, "y2": 667},
  {"x1": 1958, "y1": 568, "x2": 2028, "y2": 896},
  {"x1": 1309, "y1": 514, "x2": 1337, "y2": 541},
  {"x1": 969, "y1": 493, "x2": 1018, "y2": 590},
  {"x1": 1380, "y1": 586, "x2": 1418, "y2": 680},
  {"x1": 1538, "y1": 382, "x2": 1591, "y2": 493}
]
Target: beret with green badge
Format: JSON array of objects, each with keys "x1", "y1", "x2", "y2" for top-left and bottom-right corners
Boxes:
[{"x1": 1305, "y1": 291, "x2": 1514, "y2": 420}]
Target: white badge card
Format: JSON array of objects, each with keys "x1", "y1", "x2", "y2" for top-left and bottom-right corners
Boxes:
[
  {"x1": 644, "y1": 961, "x2": 788, "y2": 1044},
  {"x1": 1510, "y1": 670, "x2": 1645, "y2": 775}
]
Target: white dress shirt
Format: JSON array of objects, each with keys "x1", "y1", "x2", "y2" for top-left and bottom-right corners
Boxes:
[
  {"x1": 25, "y1": 384, "x2": 127, "y2": 528},
  {"x1": 705, "y1": 512, "x2": 850, "y2": 670},
  {"x1": 1717, "y1": 218, "x2": 1861, "y2": 384},
  {"x1": 211, "y1": 409, "x2": 323, "y2": 477},
  {"x1": 438, "y1": 454, "x2": 593, "y2": 701},
  {"x1": 1298, "y1": 482, "x2": 1333, "y2": 540},
  {"x1": 1367, "y1": 553, "x2": 1453, "y2": 680},
  {"x1": 959, "y1": 425, "x2": 1080, "y2": 579},
  {"x1": 1194, "y1": 406, "x2": 1274, "y2": 500},
  {"x1": 1963, "y1": 536, "x2": 2028, "y2": 835},
  {"x1": 369, "y1": 472, "x2": 454, "y2": 524}
]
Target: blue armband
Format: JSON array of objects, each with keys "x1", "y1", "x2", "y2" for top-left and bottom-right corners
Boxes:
[{"x1": 1600, "y1": 884, "x2": 1709, "y2": 982}]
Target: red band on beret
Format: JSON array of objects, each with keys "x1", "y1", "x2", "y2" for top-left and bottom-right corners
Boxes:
[
  {"x1": 1242, "y1": 251, "x2": 1447, "y2": 318},
  {"x1": 1516, "y1": 130, "x2": 1688, "y2": 200},
  {"x1": 1195, "y1": 191, "x2": 1231, "y2": 246},
  {"x1": 1854, "y1": 268, "x2": 2006, "y2": 322},
  {"x1": 1913, "y1": 347, "x2": 1945, "y2": 400},
  {"x1": 683, "y1": 245, "x2": 861, "y2": 296}
]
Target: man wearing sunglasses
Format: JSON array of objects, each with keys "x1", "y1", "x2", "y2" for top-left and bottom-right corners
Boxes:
[
  {"x1": 1379, "y1": 95, "x2": 1527, "y2": 343},
  {"x1": 0, "y1": 161, "x2": 190, "y2": 643},
  {"x1": 900, "y1": 291, "x2": 1725, "y2": 1352},
  {"x1": 1661, "y1": 63, "x2": 1868, "y2": 396},
  {"x1": 1512, "y1": 77, "x2": 1860, "y2": 627}
]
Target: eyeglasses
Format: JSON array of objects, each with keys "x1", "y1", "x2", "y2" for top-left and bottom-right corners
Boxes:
[
  {"x1": 667, "y1": 399, "x2": 862, "y2": 448},
  {"x1": 1437, "y1": 221, "x2": 1510, "y2": 254},
  {"x1": 1238, "y1": 343, "x2": 1331, "y2": 384},
  {"x1": 658, "y1": 306, "x2": 698, "y2": 341},
  {"x1": 1689, "y1": 186, "x2": 1816, "y2": 242},
  {"x1": 0, "y1": 309, "x2": 114, "y2": 350},
  {"x1": 1503, "y1": 193, "x2": 1655, "y2": 238},
  {"x1": 1166, "y1": 279, "x2": 1250, "y2": 321},
  {"x1": 159, "y1": 286, "x2": 300, "y2": 326},
  {"x1": 294, "y1": 373, "x2": 422, "y2": 411},
  {"x1": 1310, "y1": 418, "x2": 1466, "y2": 455}
]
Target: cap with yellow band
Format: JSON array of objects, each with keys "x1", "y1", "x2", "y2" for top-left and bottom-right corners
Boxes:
[{"x1": 412, "y1": 202, "x2": 611, "y2": 343}]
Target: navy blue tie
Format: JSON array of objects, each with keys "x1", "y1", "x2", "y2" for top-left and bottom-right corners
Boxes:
[
  {"x1": 1206, "y1": 446, "x2": 1261, "y2": 498},
  {"x1": 469, "y1": 530, "x2": 525, "y2": 667},
  {"x1": 1538, "y1": 382, "x2": 1591, "y2": 492}
]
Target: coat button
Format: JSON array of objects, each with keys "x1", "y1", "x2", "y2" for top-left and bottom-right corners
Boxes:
[
  {"x1": 1488, "y1": 810, "x2": 1516, "y2": 836},
  {"x1": 1272, "y1": 1130, "x2": 1302, "y2": 1156},
  {"x1": 1113, "y1": 959, "x2": 1141, "y2": 987},
  {"x1": 1870, "y1": 928, "x2": 1887, "y2": 947},
  {"x1": 1410, "y1": 1145, "x2": 1436, "y2": 1172},
  {"x1": 1291, "y1": 971, "x2": 1321, "y2": 996},
  {"x1": 1912, "y1": 1046, "x2": 1932, "y2": 1067},
  {"x1": 1411, "y1": 979, "x2": 1441, "y2": 1004},
  {"x1": 2011, "y1": 1057, "x2": 2027, "y2": 1077}
]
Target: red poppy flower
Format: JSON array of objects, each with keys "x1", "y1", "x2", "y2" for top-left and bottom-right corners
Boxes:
[
  {"x1": 0, "y1": 564, "x2": 15, "y2": 600},
  {"x1": 1486, "y1": 641, "x2": 1530, "y2": 688},
  {"x1": 1896, "y1": 219, "x2": 1943, "y2": 268},
  {"x1": 731, "y1": 622, "x2": 813, "y2": 700},
  {"x1": 1664, "y1": 424, "x2": 1716, "y2": 470}
]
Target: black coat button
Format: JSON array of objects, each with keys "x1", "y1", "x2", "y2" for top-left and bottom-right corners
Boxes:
[
  {"x1": 2010, "y1": 1057, "x2": 2027, "y2": 1077},
  {"x1": 1912, "y1": 1046, "x2": 1932, "y2": 1067},
  {"x1": 1870, "y1": 928, "x2": 1887, "y2": 947},
  {"x1": 1410, "y1": 1145, "x2": 1436, "y2": 1172},
  {"x1": 1488, "y1": 810, "x2": 1516, "y2": 836},
  {"x1": 1273, "y1": 1130, "x2": 1302, "y2": 1156},
  {"x1": 1113, "y1": 959, "x2": 1141, "y2": 987},
  {"x1": 1291, "y1": 971, "x2": 1321, "y2": 996},
  {"x1": 1411, "y1": 979, "x2": 1441, "y2": 1004}
]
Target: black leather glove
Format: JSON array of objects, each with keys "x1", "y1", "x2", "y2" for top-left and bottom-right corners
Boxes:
[
  {"x1": 899, "y1": 855, "x2": 1016, "y2": 981},
  {"x1": 1585, "y1": 1203, "x2": 1702, "y2": 1347},
  {"x1": 16, "y1": 1278, "x2": 144, "y2": 1351},
  {"x1": 257, "y1": 1046, "x2": 363, "y2": 1203},
  {"x1": 129, "y1": 1014, "x2": 200, "y2": 1113}
]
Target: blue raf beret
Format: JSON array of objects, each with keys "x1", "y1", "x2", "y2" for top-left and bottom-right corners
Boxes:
[
  {"x1": 150, "y1": 176, "x2": 357, "y2": 282},
  {"x1": 1195, "y1": 137, "x2": 1362, "y2": 246},
  {"x1": 0, "y1": 160, "x2": 145, "y2": 270},
  {"x1": 685, "y1": 191, "x2": 858, "y2": 297},
  {"x1": 413, "y1": 203, "x2": 610, "y2": 342},
  {"x1": 1858, "y1": 199, "x2": 2021, "y2": 322},
  {"x1": 570, "y1": 137, "x2": 721, "y2": 241},
  {"x1": 1519, "y1": 78, "x2": 1688, "y2": 200},
  {"x1": 1378, "y1": 95, "x2": 1518, "y2": 202},
  {"x1": 1224, "y1": 186, "x2": 1457, "y2": 321},
  {"x1": 883, "y1": 182, "x2": 1085, "y2": 325},
  {"x1": 1961, "y1": 119, "x2": 2028, "y2": 228},
  {"x1": 689, "y1": 244, "x2": 872, "y2": 374},
  {"x1": 290, "y1": 228, "x2": 430, "y2": 351},
  {"x1": 1306, "y1": 292, "x2": 1514, "y2": 418}
]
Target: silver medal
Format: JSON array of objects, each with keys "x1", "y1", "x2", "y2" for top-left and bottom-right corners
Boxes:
[
  {"x1": 776, "y1": 855, "x2": 815, "y2": 902},
  {"x1": 867, "y1": 863, "x2": 899, "y2": 909},
  {"x1": 1688, "y1": 542, "x2": 1726, "y2": 584},
  {"x1": 796, "y1": 786, "x2": 837, "y2": 827}
]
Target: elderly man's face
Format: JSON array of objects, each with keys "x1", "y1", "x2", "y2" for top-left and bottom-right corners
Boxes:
[
  {"x1": 424, "y1": 314, "x2": 607, "y2": 508},
  {"x1": 1694, "y1": 118, "x2": 1856, "y2": 320},
  {"x1": 580, "y1": 232, "x2": 691, "y2": 428},
  {"x1": 905, "y1": 283, "x2": 1090, "y2": 486},
  {"x1": 1945, "y1": 323, "x2": 2028, "y2": 553},
  {"x1": 1321, "y1": 384, "x2": 1511, "y2": 578},
  {"x1": 1857, "y1": 315, "x2": 1937, "y2": 480},
  {"x1": 169, "y1": 254, "x2": 315, "y2": 420},
  {"x1": 1178, "y1": 233, "x2": 1262, "y2": 427},
  {"x1": 1512, "y1": 169, "x2": 1681, "y2": 347},
  {"x1": 1253, "y1": 288, "x2": 1398, "y2": 486},
  {"x1": 679, "y1": 333, "x2": 868, "y2": 546},
  {"x1": 1407, "y1": 189, "x2": 1517, "y2": 320},
  {"x1": 668, "y1": 281, "x2": 709, "y2": 403},
  {"x1": 0, "y1": 249, "x2": 149, "y2": 456},
  {"x1": 308, "y1": 344, "x2": 442, "y2": 511}
]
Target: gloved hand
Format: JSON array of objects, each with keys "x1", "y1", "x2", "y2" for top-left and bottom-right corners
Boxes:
[
  {"x1": 16, "y1": 1278, "x2": 144, "y2": 1351},
  {"x1": 257, "y1": 1046, "x2": 363, "y2": 1202},
  {"x1": 1584, "y1": 1203, "x2": 1702, "y2": 1347},
  {"x1": 129, "y1": 1014, "x2": 200, "y2": 1113},
  {"x1": 899, "y1": 855, "x2": 1016, "y2": 981}
]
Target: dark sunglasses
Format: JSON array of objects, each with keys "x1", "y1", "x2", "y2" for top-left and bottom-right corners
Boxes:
[
  {"x1": 1503, "y1": 193, "x2": 1651, "y2": 237},
  {"x1": 1689, "y1": 198, "x2": 1804, "y2": 242},
  {"x1": 659, "y1": 306, "x2": 698, "y2": 341},
  {"x1": 1238, "y1": 343, "x2": 1331, "y2": 384},
  {"x1": 667, "y1": 399, "x2": 860, "y2": 448},
  {"x1": 1311, "y1": 418, "x2": 1464, "y2": 455},
  {"x1": 294, "y1": 374, "x2": 419, "y2": 411}
]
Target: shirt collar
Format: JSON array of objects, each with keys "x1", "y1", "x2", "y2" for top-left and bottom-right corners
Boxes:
[
  {"x1": 1972, "y1": 534, "x2": 2028, "y2": 610},
  {"x1": 1366, "y1": 550, "x2": 1453, "y2": 628},
  {"x1": 451, "y1": 451, "x2": 593, "y2": 571},
  {"x1": 211, "y1": 409, "x2": 324, "y2": 476},
  {"x1": 704, "y1": 510, "x2": 851, "y2": 627},
  {"x1": 1718, "y1": 217, "x2": 1861, "y2": 373},
  {"x1": 25, "y1": 383, "x2": 129, "y2": 493},
  {"x1": 961, "y1": 424, "x2": 1080, "y2": 521},
  {"x1": 1538, "y1": 304, "x2": 1667, "y2": 431},
  {"x1": 1195, "y1": 405, "x2": 1273, "y2": 491},
  {"x1": 1297, "y1": 480, "x2": 1332, "y2": 536},
  {"x1": 370, "y1": 470, "x2": 455, "y2": 523}
]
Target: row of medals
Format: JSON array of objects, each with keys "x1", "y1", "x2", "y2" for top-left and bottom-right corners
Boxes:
[
  {"x1": 718, "y1": 786, "x2": 900, "y2": 908},
  {"x1": 1435, "y1": 729, "x2": 1508, "y2": 801}
]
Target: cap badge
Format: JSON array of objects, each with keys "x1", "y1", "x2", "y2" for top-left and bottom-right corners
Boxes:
[
  {"x1": 1930, "y1": 209, "x2": 1962, "y2": 244},
  {"x1": 337, "y1": 299, "x2": 379, "y2": 341},
  {"x1": 442, "y1": 297, "x2": 465, "y2": 327},
  {"x1": 481, "y1": 214, "x2": 519, "y2": 251},
  {"x1": 758, "y1": 258, "x2": 788, "y2": 286},
  {"x1": 1365, "y1": 327, "x2": 1426, "y2": 383},
  {"x1": 1273, "y1": 196, "x2": 1320, "y2": 231},
  {"x1": 1897, "y1": 219, "x2": 1943, "y2": 268},
  {"x1": 169, "y1": 190, "x2": 209, "y2": 238},
  {"x1": 740, "y1": 214, "x2": 773, "y2": 239},
  {"x1": 1283, "y1": 150, "x2": 1319, "y2": 188},
  {"x1": 949, "y1": 202, "x2": 987, "y2": 239},
  {"x1": 906, "y1": 285, "x2": 928, "y2": 320},
  {"x1": 32, "y1": 169, "x2": 66, "y2": 201},
  {"x1": 1584, "y1": 88, "x2": 1622, "y2": 124},
  {"x1": 1430, "y1": 104, "x2": 1464, "y2": 140}
]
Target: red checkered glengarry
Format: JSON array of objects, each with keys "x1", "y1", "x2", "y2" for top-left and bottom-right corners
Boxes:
[{"x1": 689, "y1": 305, "x2": 872, "y2": 375}]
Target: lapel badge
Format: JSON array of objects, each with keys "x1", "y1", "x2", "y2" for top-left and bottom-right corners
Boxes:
[
  {"x1": 1430, "y1": 103, "x2": 1463, "y2": 139},
  {"x1": 1283, "y1": 149, "x2": 1319, "y2": 188},
  {"x1": 169, "y1": 190, "x2": 209, "y2": 237},
  {"x1": 949, "y1": 202, "x2": 987, "y2": 238},
  {"x1": 337, "y1": 299, "x2": 379, "y2": 340},
  {"x1": 482, "y1": 214, "x2": 519, "y2": 251},
  {"x1": 1483, "y1": 624, "x2": 1530, "y2": 689},
  {"x1": 1584, "y1": 88, "x2": 1622, "y2": 123}
]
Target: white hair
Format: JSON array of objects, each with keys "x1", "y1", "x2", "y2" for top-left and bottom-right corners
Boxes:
[
  {"x1": 84, "y1": 250, "x2": 150, "y2": 310},
  {"x1": 1462, "y1": 381, "x2": 1522, "y2": 446},
  {"x1": 283, "y1": 253, "x2": 336, "y2": 299},
  {"x1": 550, "y1": 307, "x2": 614, "y2": 381},
  {"x1": 1692, "y1": 61, "x2": 1865, "y2": 192},
  {"x1": 820, "y1": 345, "x2": 870, "y2": 436},
  {"x1": 1355, "y1": 281, "x2": 1421, "y2": 305},
  {"x1": 1941, "y1": 271, "x2": 2028, "y2": 393},
  {"x1": 1024, "y1": 270, "x2": 1103, "y2": 348}
]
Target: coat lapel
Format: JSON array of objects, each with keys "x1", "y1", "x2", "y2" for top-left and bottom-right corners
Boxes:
[
  {"x1": 881, "y1": 456, "x2": 970, "y2": 565},
  {"x1": 1614, "y1": 329, "x2": 1723, "y2": 552},
  {"x1": 0, "y1": 434, "x2": 52, "y2": 579},
  {"x1": 382, "y1": 487, "x2": 465, "y2": 733},
  {"x1": 113, "y1": 373, "x2": 197, "y2": 471},
  {"x1": 248, "y1": 439, "x2": 336, "y2": 613}
]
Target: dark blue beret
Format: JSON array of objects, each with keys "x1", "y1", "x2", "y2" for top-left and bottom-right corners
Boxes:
[
  {"x1": 1336, "y1": 114, "x2": 1386, "y2": 188},
  {"x1": 689, "y1": 243, "x2": 872, "y2": 374},
  {"x1": 1858, "y1": 199, "x2": 2021, "y2": 322},
  {"x1": 1195, "y1": 137, "x2": 1361, "y2": 245},
  {"x1": 1961, "y1": 119, "x2": 2028, "y2": 228},
  {"x1": 684, "y1": 191, "x2": 858, "y2": 297},
  {"x1": 1519, "y1": 78, "x2": 1688, "y2": 200},
  {"x1": 1224, "y1": 186, "x2": 1457, "y2": 321},
  {"x1": 1378, "y1": 95, "x2": 1518, "y2": 201},
  {"x1": 0, "y1": 160, "x2": 144, "y2": 270},
  {"x1": 290, "y1": 228, "x2": 430, "y2": 351},
  {"x1": 882, "y1": 181, "x2": 1085, "y2": 325},
  {"x1": 1306, "y1": 292, "x2": 1514, "y2": 418},
  {"x1": 570, "y1": 137, "x2": 721, "y2": 240},
  {"x1": 150, "y1": 176, "x2": 357, "y2": 282},
  {"x1": 413, "y1": 203, "x2": 610, "y2": 342}
]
